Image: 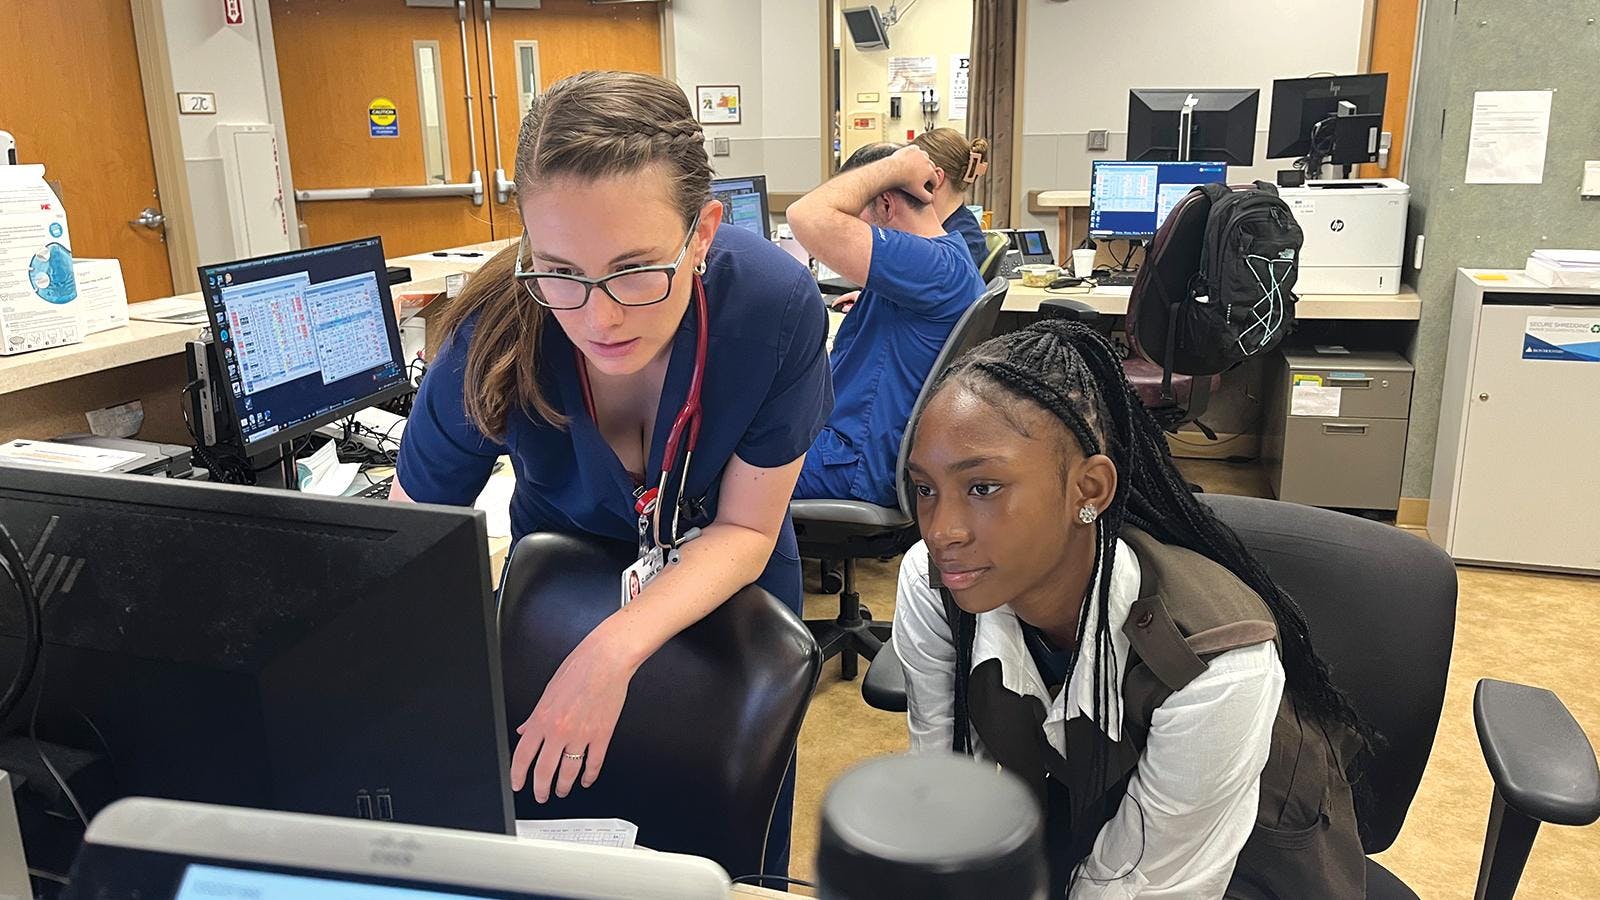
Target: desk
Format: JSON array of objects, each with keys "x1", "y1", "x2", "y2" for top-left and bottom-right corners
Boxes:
[
  {"x1": 1036, "y1": 190, "x2": 1090, "y2": 265},
  {"x1": 1001, "y1": 282, "x2": 1423, "y2": 321}
]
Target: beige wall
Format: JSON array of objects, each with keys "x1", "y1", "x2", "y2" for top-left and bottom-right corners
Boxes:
[{"x1": 839, "y1": 0, "x2": 972, "y2": 161}]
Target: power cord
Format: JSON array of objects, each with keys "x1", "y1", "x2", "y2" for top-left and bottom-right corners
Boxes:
[
  {"x1": 730, "y1": 875, "x2": 817, "y2": 890},
  {"x1": 0, "y1": 523, "x2": 87, "y2": 832},
  {"x1": 0, "y1": 523, "x2": 42, "y2": 724}
]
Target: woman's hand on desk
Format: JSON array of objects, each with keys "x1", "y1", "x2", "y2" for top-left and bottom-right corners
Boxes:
[{"x1": 509, "y1": 623, "x2": 642, "y2": 803}]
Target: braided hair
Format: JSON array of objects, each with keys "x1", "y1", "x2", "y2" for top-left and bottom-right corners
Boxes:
[{"x1": 932, "y1": 319, "x2": 1369, "y2": 749}]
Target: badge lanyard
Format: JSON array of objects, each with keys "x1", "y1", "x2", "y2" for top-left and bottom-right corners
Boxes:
[{"x1": 574, "y1": 275, "x2": 710, "y2": 604}]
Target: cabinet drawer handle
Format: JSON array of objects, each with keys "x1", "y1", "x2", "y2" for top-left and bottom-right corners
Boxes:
[
  {"x1": 1322, "y1": 423, "x2": 1369, "y2": 435},
  {"x1": 1326, "y1": 375, "x2": 1373, "y2": 388}
]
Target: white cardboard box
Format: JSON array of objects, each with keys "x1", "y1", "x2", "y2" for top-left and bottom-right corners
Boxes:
[{"x1": 0, "y1": 164, "x2": 82, "y2": 354}]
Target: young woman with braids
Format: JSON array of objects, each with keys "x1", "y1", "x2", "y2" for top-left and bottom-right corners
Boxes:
[
  {"x1": 392, "y1": 72, "x2": 832, "y2": 874},
  {"x1": 895, "y1": 319, "x2": 1368, "y2": 897}
]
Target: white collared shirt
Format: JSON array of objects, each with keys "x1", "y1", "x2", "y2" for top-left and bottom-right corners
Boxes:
[{"x1": 894, "y1": 539, "x2": 1284, "y2": 899}]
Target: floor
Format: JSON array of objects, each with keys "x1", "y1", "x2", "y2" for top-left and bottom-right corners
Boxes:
[{"x1": 787, "y1": 459, "x2": 1600, "y2": 897}]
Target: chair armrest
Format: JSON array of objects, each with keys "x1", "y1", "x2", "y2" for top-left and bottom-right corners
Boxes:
[
  {"x1": 1038, "y1": 297, "x2": 1102, "y2": 323},
  {"x1": 1475, "y1": 678, "x2": 1600, "y2": 826},
  {"x1": 861, "y1": 637, "x2": 909, "y2": 713}
]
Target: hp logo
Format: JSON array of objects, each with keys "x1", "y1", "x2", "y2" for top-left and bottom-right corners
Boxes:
[{"x1": 1330, "y1": 219, "x2": 1346, "y2": 232}]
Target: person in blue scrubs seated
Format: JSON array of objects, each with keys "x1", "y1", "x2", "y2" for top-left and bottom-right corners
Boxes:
[
  {"x1": 390, "y1": 71, "x2": 832, "y2": 874},
  {"x1": 786, "y1": 142, "x2": 986, "y2": 507},
  {"x1": 913, "y1": 128, "x2": 991, "y2": 271}
]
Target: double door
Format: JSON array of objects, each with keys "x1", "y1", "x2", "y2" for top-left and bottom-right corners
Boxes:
[{"x1": 272, "y1": 0, "x2": 663, "y2": 256}]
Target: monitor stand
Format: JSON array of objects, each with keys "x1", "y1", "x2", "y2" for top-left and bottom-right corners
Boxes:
[{"x1": 250, "y1": 442, "x2": 301, "y2": 491}]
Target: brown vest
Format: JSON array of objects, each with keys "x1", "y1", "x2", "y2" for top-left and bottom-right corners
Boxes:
[{"x1": 950, "y1": 528, "x2": 1366, "y2": 898}]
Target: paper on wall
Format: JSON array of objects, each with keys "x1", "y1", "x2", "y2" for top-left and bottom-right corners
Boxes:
[
  {"x1": 886, "y1": 55, "x2": 936, "y2": 92},
  {"x1": 950, "y1": 55, "x2": 970, "y2": 121},
  {"x1": 1290, "y1": 384, "x2": 1342, "y2": 417},
  {"x1": 1465, "y1": 90, "x2": 1553, "y2": 184},
  {"x1": 72, "y1": 259, "x2": 130, "y2": 335}
]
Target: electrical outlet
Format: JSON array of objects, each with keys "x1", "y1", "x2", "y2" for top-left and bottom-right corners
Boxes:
[
  {"x1": 1086, "y1": 130, "x2": 1110, "y2": 151},
  {"x1": 712, "y1": 137, "x2": 730, "y2": 157}
]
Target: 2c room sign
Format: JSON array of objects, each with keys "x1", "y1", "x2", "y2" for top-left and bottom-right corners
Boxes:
[{"x1": 369, "y1": 97, "x2": 399, "y2": 138}]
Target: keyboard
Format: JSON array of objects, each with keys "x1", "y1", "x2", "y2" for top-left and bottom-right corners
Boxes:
[
  {"x1": 1097, "y1": 271, "x2": 1138, "y2": 288},
  {"x1": 351, "y1": 476, "x2": 394, "y2": 500}
]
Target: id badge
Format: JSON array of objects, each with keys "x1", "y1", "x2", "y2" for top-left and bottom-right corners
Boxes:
[{"x1": 621, "y1": 547, "x2": 664, "y2": 607}]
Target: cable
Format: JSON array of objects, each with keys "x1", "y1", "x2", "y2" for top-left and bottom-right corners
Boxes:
[
  {"x1": 0, "y1": 523, "x2": 42, "y2": 725},
  {"x1": 730, "y1": 875, "x2": 817, "y2": 890},
  {"x1": 28, "y1": 649, "x2": 88, "y2": 830}
]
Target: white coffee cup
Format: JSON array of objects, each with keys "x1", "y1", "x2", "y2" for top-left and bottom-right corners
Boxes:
[{"x1": 1071, "y1": 248, "x2": 1098, "y2": 278}]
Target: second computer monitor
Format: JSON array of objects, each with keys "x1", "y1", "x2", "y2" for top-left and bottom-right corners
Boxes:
[
  {"x1": 1127, "y1": 88, "x2": 1259, "y2": 166},
  {"x1": 710, "y1": 174, "x2": 772, "y2": 241},
  {"x1": 1089, "y1": 160, "x2": 1227, "y2": 240},
  {"x1": 1266, "y1": 73, "x2": 1388, "y2": 160},
  {"x1": 198, "y1": 238, "x2": 410, "y2": 455}
]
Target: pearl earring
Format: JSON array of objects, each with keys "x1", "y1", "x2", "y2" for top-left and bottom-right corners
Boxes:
[{"x1": 1078, "y1": 505, "x2": 1098, "y2": 525}]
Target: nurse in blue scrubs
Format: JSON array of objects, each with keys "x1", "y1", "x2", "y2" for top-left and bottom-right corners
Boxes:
[{"x1": 391, "y1": 71, "x2": 831, "y2": 872}]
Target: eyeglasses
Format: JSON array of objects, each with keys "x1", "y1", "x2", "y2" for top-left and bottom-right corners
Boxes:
[{"x1": 513, "y1": 212, "x2": 702, "y2": 310}]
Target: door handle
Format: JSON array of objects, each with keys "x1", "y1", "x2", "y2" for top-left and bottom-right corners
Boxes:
[{"x1": 130, "y1": 207, "x2": 166, "y2": 229}]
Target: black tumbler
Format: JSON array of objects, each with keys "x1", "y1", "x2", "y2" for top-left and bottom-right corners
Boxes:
[{"x1": 817, "y1": 753, "x2": 1046, "y2": 899}]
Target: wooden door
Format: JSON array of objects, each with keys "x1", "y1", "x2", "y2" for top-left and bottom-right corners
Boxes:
[
  {"x1": 0, "y1": 2, "x2": 175, "y2": 300},
  {"x1": 270, "y1": 0, "x2": 495, "y2": 256},
  {"x1": 1361, "y1": 0, "x2": 1421, "y2": 179},
  {"x1": 477, "y1": 0, "x2": 663, "y2": 236}
]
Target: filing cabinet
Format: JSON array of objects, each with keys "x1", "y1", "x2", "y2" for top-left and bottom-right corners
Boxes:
[{"x1": 1262, "y1": 348, "x2": 1414, "y2": 510}]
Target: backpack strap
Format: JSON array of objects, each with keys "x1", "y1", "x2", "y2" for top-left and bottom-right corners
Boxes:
[{"x1": 929, "y1": 555, "x2": 977, "y2": 754}]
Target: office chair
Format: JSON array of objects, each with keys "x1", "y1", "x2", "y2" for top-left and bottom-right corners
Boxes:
[
  {"x1": 860, "y1": 495, "x2": 1600, "y2": 898},
  {"x1": 793, "y1": 277, "x2": 1008, "y2": 680},
  {"x1": 979, "y1": 230, "x2": 1011, "y2": 282},
  {"x1": 498, "y1": 533, "x2": 821, "y2": 878}
]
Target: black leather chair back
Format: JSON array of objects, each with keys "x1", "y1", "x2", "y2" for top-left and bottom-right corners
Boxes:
[
  {"x1": 1201, "y1": 495, "x2": 1458, "y2": 852},
  {"x1": 497, "y1": 533, "x2": 821, "y2": 876}
]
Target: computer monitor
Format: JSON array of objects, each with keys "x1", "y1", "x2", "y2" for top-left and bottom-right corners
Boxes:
[
  {"x1": 0, "y1": 466, "x2": 514, "y2": 876},
  {"x1": 198, "y1": 238, "x2": 411, "y2": 457},
  {"x1": 842, "y1": 5, "x2": 890, "y2": 50},
  {"x1": 1127, "y1": 89, "x2": 1260, "y2": 166},
  {"x1": 68, "y1": 798, "x2": 730, "y2": 900},
  {"x1": 1089, "y1": 160, "x2": 1227, "y2": 240},
  {"x1": 1266, "y1": 73, "x2": 1388, "y2": 160},
  {"x1": 709, "y1": 174, "x2": 772, "y2": 240}
]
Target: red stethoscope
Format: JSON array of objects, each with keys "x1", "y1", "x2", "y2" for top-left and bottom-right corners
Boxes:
[{"x1": 575, "y1": 273, "x2": 709, "y2": 556}]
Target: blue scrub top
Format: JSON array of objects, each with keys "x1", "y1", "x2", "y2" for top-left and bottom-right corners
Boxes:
[
  {"x1": 814, "y1": 227, "x2": 984, "y2": 506},
  {"x1": 396, "y1": 224, "x2": 834, "y2": 611},
  {"x1": 943, "y1": 205, "x2": 988, "y2": 271}
]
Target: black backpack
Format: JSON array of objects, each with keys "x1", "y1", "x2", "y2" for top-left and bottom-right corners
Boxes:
[{"x1": 1128, "y1": 180, "x2": 1302, "y2": 395}]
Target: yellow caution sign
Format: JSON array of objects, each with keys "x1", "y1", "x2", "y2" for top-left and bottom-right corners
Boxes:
[{"x1": 369, "y1": 97, "x2": 398, "y2": 138}]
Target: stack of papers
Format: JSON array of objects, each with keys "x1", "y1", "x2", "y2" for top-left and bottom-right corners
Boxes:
[
  {"x1": 1526, "y1": 249, "x2": 1600, "y2": 289},
  {"x1": 515, "y1": 818, "x2": 638, "y2": 849}
]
